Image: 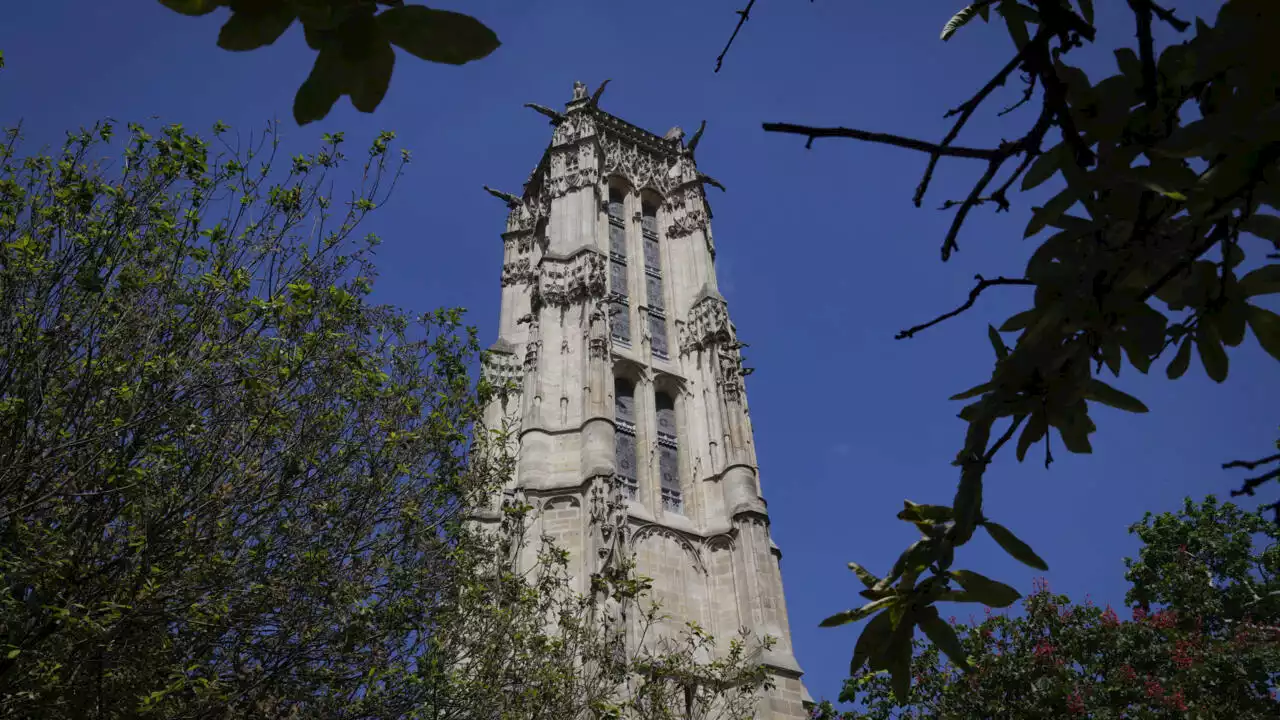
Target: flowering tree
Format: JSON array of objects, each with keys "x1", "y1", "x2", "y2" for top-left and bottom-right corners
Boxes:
[{"x1": 809, "y1": 496, "x2": 1280, "y2": 718}]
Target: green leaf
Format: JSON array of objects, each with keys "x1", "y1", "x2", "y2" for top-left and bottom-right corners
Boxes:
[
  {"x1": 981, "y1": 520, "x2": 1049, "y2": 570},
  {"x1": 898, "y1": 501, "x2": 953, "y2": 524},
  {"x1": 1083, "y1": 377, "x2": 1149, "y2": 413},
  {"x1": 217, "y1": 5, "x2": 295, "y2": 51},
  {"x1": 1021, "y1": 143, "x2": 1065, "y2": 191},
  {"x1": 987, "y1": 324, "x2": 1008, "y2": 360},
  {"x1": 1247, "y1": 304, "x2": 1280, "y2": 362},
  {"x1": 377, "y1": 6, "x2": 500, "y2": 65},
  {"x1": 4, "y1": 648, "x2": 18, "y2": 660},
  {"x1": 1128, "y1": 164, "x2": 1195, "y2": 201},
  {"x1": 294, "y1": 46, "x2": 346, "y2": 126},
  {"x1": 850, "y1": 609, "x2": 894, "y2": 675},
  {"x1": 820, "y1": 596, "x2": 897, "y2": 627},
  {"x1": 941, "y1": 4, "x2": 981, "y2": 41},
  {"x1": 1015, "y1": 411, "x2": 1046, "y2": 461},
  {"x1": 1196, "y1": 321, "x2": 1229, "y2": 383},
  {"x1": 885, "y1": 610, "x2": 916, "y2": 702},
  {"x1": 1024, "y1": 186, "x2": 1078, "y2": 238},
  {"x1": 949, "y1": 570, "x2": 1021, "y2": 608},
  {"x1": 950, "y1": 382, "x2": 992, "y2": 401},
  {"x1": 919, "y1": 607, "x2": 971, "y2": 670},
  {"x1": 1166, "y1": 336, "x2": 1192, "y2": 379},
  {"x1": 848, "y1": 562, "x2": 879, "y2": 589},
  {"x1": 1240, "y1": 265, "x2": 1280, "y2": 297},
  {"x1": 999, "y1": 308, "x2": 1038, "y2": 332},
  {"x1": 158, "y1": 0, "x2": 223, "y2": 16}
]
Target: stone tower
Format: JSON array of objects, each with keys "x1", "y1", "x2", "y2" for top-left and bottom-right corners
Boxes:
[{"x1": 477, "y1": 81, "x2": 809, "y2": 718}]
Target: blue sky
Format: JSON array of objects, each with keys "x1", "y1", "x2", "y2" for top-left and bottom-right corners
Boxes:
[{"x1": 2, "y1": 0, "x2": 1273, "y2": 706}]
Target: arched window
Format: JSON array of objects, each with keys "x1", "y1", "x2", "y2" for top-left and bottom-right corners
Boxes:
[
  {"x1": 655, "y1": 390, "x2": 681, "y2": 513},
  {"x1": 641, "y1": 201, "x2": 668, "y2": 358},
  {"x1": 614, "y1": 377, "x2": 638, "y2": 499},
  {"x1": 608, "y1": 187, "x2": 630, "y2": 345}
]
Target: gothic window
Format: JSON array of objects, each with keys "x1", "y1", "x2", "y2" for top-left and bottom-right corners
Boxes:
[
  {"x1": 642, "y1": 202, "x2": 667, "y2": 358},
  {"x1": 648, "y1": 312, "x2": 668, "y2": 358},
  {"x1": 615, "y1": 378, "x2": 639, "y2": 499},
  {"x1": 655, "y1": 391, "x2": 681, "y2": 513},
  {"x1": 608, "y1": 187, "x2": 630, "y2": 345}
]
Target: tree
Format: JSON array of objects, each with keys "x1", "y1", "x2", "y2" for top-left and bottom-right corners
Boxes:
[
  {"x1": 715, "y1": 0, "x2": 1280, "y2": 699},
  {"x1": 810, "y1": 496, "x2": 1280, "y2": 719},
  {"x1": 0, "y1": 119, "x2": 499, "y2": 716},
  {"x1": 156, "y1": 1, "x2": 501, "y2": 125}
]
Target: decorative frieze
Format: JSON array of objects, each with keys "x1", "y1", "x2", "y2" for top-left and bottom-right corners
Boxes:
[
  {"x1": 533, "y1": 248, "x2": 607, "y2": 309},
  {"x1": 501, "y1": 257, "x2": 534, "y2": 287},
  {"x1": 481, "y1": 347, "x2": 524, "y2": 391},
  {"x1": 679, "y1": 294, "x2": 732, "y2": 355}
]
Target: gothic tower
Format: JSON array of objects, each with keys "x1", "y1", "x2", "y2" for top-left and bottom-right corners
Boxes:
[{"x1": 478, "y1": 81, "x2": 809, "y2": 718}]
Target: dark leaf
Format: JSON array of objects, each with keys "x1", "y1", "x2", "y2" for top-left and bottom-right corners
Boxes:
[
  {"x1": 377, "y1": 6, "x2": 500, "y2": 65},
  {"x1": 1054, "y1": 410, "x2": 1094, "y2": 454},
  {"x1": 1247, "y1": 305, "x2": 1280, "y2": 362},
  {"x1": 349, "y1": 33, "x2": 395, "y2": 113},
  {"x1": 1024, "y1": 186, "x2": 1079, "y2": 238},
  {"x1": 988, "y1": 324, "x2": 1008, "y2": 360},
  {"x1": 1215, "y1": 298, "x2": 1248, "y2": 348},
  {"x1": 949, "y1": 569, "x2": 1021, "y2": 608},
  {"x1": 819, "y1": 596, "x2": 896, "y2": 628},
  {"x1": 1015, "y1": 411, "x2": 1046, "y2": 461},
  {"x1": 1166, "y1": 336, "x2": 1192, "y2": 379},
  {"x1": 1083, "y1": 377, "x2": 1149, "y2": 413},
  {"x1": 1077, "y1": 0, "x2": 1094, "y2": 26},
  {"x1": 159, "y1": 0, "x2": 223, "y2": 16},
  {"x1": 1239, "y1": 265, "x2": 1280, "y2": 297},
  {"x1": 919, "y1": 606, "x2": 971, "y2": 670},
  {"x1": 981, "y1": 520, "x2": 1049, "y2": 570},
  {"x1": 294, "y1": 46, "x2": 346, "y2": 126},
  {"x1": 999, "y1": 0, "x2": 1032, "y2": 50},
  {"x1": 885, "y1": 609, "x2": 916, "y2": 702},
  {"x1": 850, "y1": 610, "x2": 894, "y2": 675},
  {"x1": 1196, "y1": 321, "x2": 1229, "y2": 383},
  {"x1": 950, "y1": 382, "x2": 992, "y2": 401},
  {"x1": 1000, "y1": 308, "x2": 1038, "y2": 332},
  {"x1": 1021, "y1": 144, "x2": 1065, "y2": 191},
  {"x1": 218, "y1": 5, "x2": 295, "y2": 51},
  {"x1": 1101, "y1": 337, "x2": 1122, "y2": 376}
]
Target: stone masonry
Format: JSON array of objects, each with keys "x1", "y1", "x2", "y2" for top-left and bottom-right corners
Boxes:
[{"x1": 475, "y1": 81, "x2": 810, "y2": 718}]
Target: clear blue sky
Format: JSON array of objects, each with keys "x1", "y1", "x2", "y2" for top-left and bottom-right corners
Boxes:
[{"x1": 2, "y1": 0, "x2": 1272, "y2": 705}]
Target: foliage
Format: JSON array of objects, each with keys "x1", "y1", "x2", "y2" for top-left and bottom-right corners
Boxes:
[
  {"x1": 810, "y1": 497, "x2": 1280, "y2": 719},
  {"x1": 754, "y1": 0, "x2": 1280, "y2": 700},
  {"x1": 156, "y1": 1, "x2": 500, "y2": 125},
  {"x1": 0, "y1": 118, "x2": 496, "y2": 716}
]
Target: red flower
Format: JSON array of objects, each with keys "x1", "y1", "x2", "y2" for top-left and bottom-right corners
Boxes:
[
  {"x1": 1132, "y1": 606, "x2": 1148, "y2": 622},
  {"x1": 1034, "y1": 641, "x2": 1055, "y2": 661},
  {"x1": 1118, "y1": 664, "x2": 1137, "y2": 682},
  {"x1": 1166, "y1": 689, "x2": 1188, "y2": 712},
  {"x1": 1067, "y1": 687, "x2": 1086, "y2": 715},
  {"x1": 1171, "y1": 639, "x2": 1195, "y2": 669},
  {"x1": 1101, "y1": 606, "x2": 1119, "y2": 626},
  {"x1": 1144, "y1": 678, "x2": 1164, "y2": 699}
]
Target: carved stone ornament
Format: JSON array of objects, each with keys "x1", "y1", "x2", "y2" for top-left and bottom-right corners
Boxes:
[
  {"x1": 532, "y1": 249, "x2": 607, "y2": 310},
  {"x1": 552, "y1": 113, "x2": 597, "y2": 147},
  {"x1": 679, "y1": 295, "x2": 732, "y2": 355},
  {"x1": 501, "y1": 257, "x2": 534, "y2": 287},
  {"x1": 481, "y1": 348, "x2": 524, "y2": 390}
]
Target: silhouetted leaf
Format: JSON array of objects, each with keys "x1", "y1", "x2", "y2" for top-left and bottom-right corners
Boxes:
[
  {"x1": 1196, "y1": 322, "x2": 1228, "y2": 383},
  {"x1": 1015, "y1": 411, "x2": 1046, "y2": 461},
  {"x1": 1084, "y1": 378, "x2": 1149, "y2": 413},
  {"x1": 898, "y1": 501, "x2": 953, "y2": 524},
  {"x1": 950, "y1": 382, "x2": 992, "y2": 401},
  {"x1": 218, "y1": 4, "x2": 295, "y2": 51},
  {"x1": 850, "y1": 609, "x2": 894, "y2": 675},
  {"x1": 1242, "y1": 215, "x2": 1280, "y2": 245},
  {"x1": 820, "y1": 596, "x2": 897, "y2": 628},
  {"x1": 378, "y1": 6, "x2": 500, "y2": 65},
  {"x1": 1166, "y1": 336, "x2": 1192, "y2": 379},
  {"x1": 999, "y1": 0, "x2": 1033, "y2": 50},
  {"x1": 1240, "y1": 265, "x2": 1280, "y2": 297},
  {"x1": 848, "y1": 562, "x2": 879, "y2": 589},
  {"x1": 949, "y1": 570, "x2": 1021, "y2": 608},
  {"x1": 919, "y1": 607, "x2": 971, "y2": 670},
  {"x1": 159, "y1": 0, "x2": 223, "y2": 16},
  {"x1": 1077, "y1": 0, "x2": 1094, "y2": 25},
  {"x1": 1247, "y1": 305, "x2": 1280, "y2": 362},
  {"x1": 1000, "y1": 308, "x2": 1038, "y2": 332},
  {"x1": 294, "y1": 46, "x2": 346, "y2": 126},
  {"x1": 988, "y1": 324, "x2": 1008, "y2": 359},
  {"x1": 349, "y1": 31, "x2": 395, "y2": 113},
  {"x1": 1022, "y1": 143, "x2": 1065, "y2": 191},
  {"x1": 1215, "y1": 298, "x2": 1248, "y2": 347},
  {"x1": 982, "y1": 520, "x2": 1049, "y2": 570},
  {"x1": 1025, "y1": 186, "x2": 1078, "y2": 238}
]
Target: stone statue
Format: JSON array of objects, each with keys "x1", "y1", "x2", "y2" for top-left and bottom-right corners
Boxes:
[
  {"x1": 482, "y1": 185, "x2": 523, "y2": 209},
  {"x1": 572, "y1": 80, "x2": 588, "y2": 102},
  {"x1": 664, "y1": 126, "x2": 685, "y2": 142}
]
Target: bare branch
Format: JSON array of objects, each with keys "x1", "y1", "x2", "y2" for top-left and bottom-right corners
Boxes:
[
  {"x1": 714, "y1": 0, "x2": 757, "y2": 74},
  {"x1": 895, "y1": 275, "x2": 1035, "y2": 340},
  {"x1": 1224, "y1": 453, "x2": 1280, "y2": 472},
  {"x1": 761, "y1": 123, "x2": 1004, "y2": 160},
  {"x1": 1141, "y1": 0, "x2": 1191, "y2": 32}
]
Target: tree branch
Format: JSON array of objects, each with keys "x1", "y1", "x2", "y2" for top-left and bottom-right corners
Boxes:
[
  {"x1": 1223, "y1": 453, "x2": 1280, "y2": 471},
  {"x1": 761, "y1": 123, "x2": 1004, "y2": 160},
  {"x1": 714, "y1": 0, "x2": 758, "y2": 73},
  {"x1": 896, "y1": 275, "x2": 1035, "y2": 340}
]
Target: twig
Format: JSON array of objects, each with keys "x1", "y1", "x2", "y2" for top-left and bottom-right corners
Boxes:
[
  {"x1": 714, "y1": 0, "x2": 757, "y2": 73},
  {"x1": 1224, "y1": 453, "x2": 1280, "y2": 471},
  {"x1": 1128, "y1": 0, "x2": 1160, "y2": 112},
  {"x1": 915, "y1": 30, "x2": 1050, "y2": 207},
  {"x1": 761, "y1": 123, "x2": 1003, "y2": 160},
  {"x1": 998, "y1": 73, "x2": 1037, "y2": 117},
  {"x1": 1230, "y1": 469, "x2": 1280, "y2": 498},
  {"x1": 940, "y1": 158, "x2": 1004, "y2": 260},
  {"x1": 1141, "y1": 0, "x2": 1191, "y2": 31},
  {"x1": 896, "y1": 275, "x2": 1034, "y2": 340}
]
